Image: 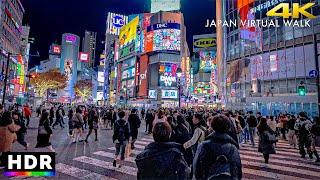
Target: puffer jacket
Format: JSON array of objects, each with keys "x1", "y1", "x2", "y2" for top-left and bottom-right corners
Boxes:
[
  {"x1": 193, "y1": 132, "x2": 242, "y2": 180},
  {"x1": 135, "y1": 142, "x2": 191, "y2": 180}
]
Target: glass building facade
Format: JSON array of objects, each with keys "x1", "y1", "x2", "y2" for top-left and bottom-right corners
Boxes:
[{"x1": 224, "y1": 0, "x2": 320, "y2": 117}]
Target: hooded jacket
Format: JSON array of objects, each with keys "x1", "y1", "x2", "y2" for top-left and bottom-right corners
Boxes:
[
  {"x1": 112, "y1": 119, "x2": 130, "y2": 143},
  {"x1": 135, "y1": 142, "x2": 191, "y2": 180},
  {"x1": 193, "y1": 132, "x2": 242, "y2": 180}
]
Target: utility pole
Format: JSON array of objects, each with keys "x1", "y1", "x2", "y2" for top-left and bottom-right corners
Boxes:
[{"x1": 2, "y1": 52, "x2": 11, "y2": 106}]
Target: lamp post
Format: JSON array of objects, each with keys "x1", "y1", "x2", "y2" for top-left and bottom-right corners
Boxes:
[{"x1": 177, "y1": 67, "x2": 182, "y2": 108}]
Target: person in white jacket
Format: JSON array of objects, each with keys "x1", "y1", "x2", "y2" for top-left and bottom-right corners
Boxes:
[{"x1": 183, "y1": 113, "x2": 206, "y2": 150}]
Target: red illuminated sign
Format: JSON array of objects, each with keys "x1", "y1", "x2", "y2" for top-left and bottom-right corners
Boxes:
[
  {"x1": 53, "y1": 46, "x2": 61, "y2": 54},
  {"x1": 79, "y1": 52, "x2": 89, "y2": 62}
]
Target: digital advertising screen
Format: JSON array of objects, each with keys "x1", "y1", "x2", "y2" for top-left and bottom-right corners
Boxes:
[
  {"x1": 153, "y1": 29, "x2": 181, "y2": 51},
  {"x1": 122, "y1": 67, "x2": 135, "y2": 79},
  {"x1": 159, "y1": 63, "x2": 178, "y2": 87},
  {"x1": 199, "y1": 51, "x2": 216, "y2": 73},
  {"x1": 119, "y1": 16, "x2": 139, "y2": 46},
  {"x1": 151, "y1": 0, "x2": 181, "y2": 13}
]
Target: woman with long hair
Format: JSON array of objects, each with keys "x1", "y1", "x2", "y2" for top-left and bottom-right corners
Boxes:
[
  {"x1": 257, "y1": 117, "x2": 276, "y2": 164},
  {"x1": 35, "y1": 111, "x2": 55, "y2": 152},
  {"x1": 72, "y1": 107, "x2": 84, "y2": 143}
]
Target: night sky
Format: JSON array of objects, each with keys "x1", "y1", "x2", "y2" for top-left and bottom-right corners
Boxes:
[{"x1": 21, "y1": 0, "x2": 215, "y2": 68}]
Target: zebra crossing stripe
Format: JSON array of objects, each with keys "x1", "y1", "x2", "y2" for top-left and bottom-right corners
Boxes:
[
  {"x1": 56, "y1": 163, "x2": 118, "y2": 180},
  {"x1": 241, "y1": 154, "x2": 320, "y2": 170},
  {"x1": 140, "y1": 138, "x2": 154, "y2": 142},
  {"x1": 94, "y1": 151, "x2": 136, "y2": 163},
  {"x1": 135, "y1": 140, "x2": 150, "y2": 145},
  {"x1": 132, "y1": 144, "x2": 146, "y2": 149},
  {"x1": 240, "y1": 147, "x2": 301, "y2": 157},
  {"x1": 73, "y1": 156, "x2": 137, "y2": 176},
  {"x1": 240, "y1": 151, "x2": 314, "y2": 163},
  {"x1": 241, "y1": 160, "x2": 320, "y2": 178},
  {"x1": 241, "y1": 144, "x2": 299, "y2": 153},
  {"x1": 108, "y1": 147, "x2": 142, "y2": 155},
  {"x1": 242, "y1": 167, "x2": 302, "y2": 180}
]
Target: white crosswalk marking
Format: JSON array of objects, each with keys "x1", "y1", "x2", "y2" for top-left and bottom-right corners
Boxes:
[
  {"x1": 73, "y1": 156, "x2": 137, "y2": 176},
  {"x1": 56, "y1": 163, "x2": 118, "y2": 180},
  {"x1": 93, "y1": 151, "x2": 135, "y2": 163},
  {"x1": 54, "y1": 135, "x2": 320, "y2": 179},
  {"x1": 242, "y1": 167, "x2": 301, "y2": 180}
]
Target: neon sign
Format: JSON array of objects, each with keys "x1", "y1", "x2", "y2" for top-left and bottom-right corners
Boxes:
[
  {"x1": 159, "y1": 63, "x2": 178, "y2": 87},
  {"x1": 65, "y1": 35, "x2": 77, "y2": 43}
]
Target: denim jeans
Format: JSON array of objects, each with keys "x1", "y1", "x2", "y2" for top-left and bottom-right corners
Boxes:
[
  {"x1": 242, "y1": 126, "x2": 249, "y2": 143},
  {"x1": 248, "y1": 127, "x2": 255, "y2": 146}
]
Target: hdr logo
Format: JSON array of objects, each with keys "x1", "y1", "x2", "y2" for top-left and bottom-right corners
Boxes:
[{"x1": 3, "y1": 152, "x2": 55, "y2": 177}]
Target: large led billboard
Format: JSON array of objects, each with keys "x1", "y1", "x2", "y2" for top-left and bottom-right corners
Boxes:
[
  {"x1": 119, "y1": 16, "x2": 139, "y2": 46},
  {"x1": 153, "y1": 29, "x2": 181, "y2": 51},
  {"x1": 151, "y1": 0, "x2": 181, "y2": 13},
  {"x1": 159, "y1": 63, "x2": 178, "y2": 87},
  {"x1": 199, "y1": 51, "x2": 216, "y2": 73}
]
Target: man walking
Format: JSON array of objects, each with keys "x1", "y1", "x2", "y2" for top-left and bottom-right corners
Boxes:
[{"x1": 128, "y1": 109, "x2": 141, "y2": 149}]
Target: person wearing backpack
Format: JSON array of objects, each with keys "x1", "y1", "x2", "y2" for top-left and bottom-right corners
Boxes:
[
  {"x1": 257, "y1": 117, "x2": 276, "y2": 164},
  {"x1": 246, "y1": 111, "x2": 257, "y2": 147},
  {"x1": 294, "y1": 112, "x2": 313, "y2": 159},
  {"x1": 193, "y1": 114, "x2": 242, "y2": 180},
  {"x1": 310, "y1": 117, "x2": 320, "y2": 162},
  {"x1": 183, "y1": 113, "x2": 206, "y2": 153},
  {"x1": 135, "y1": 121, "x2": 191, "y2": 179},
  {"x1": 113, "y1": 111, "x2": 130, "y2": 168}
]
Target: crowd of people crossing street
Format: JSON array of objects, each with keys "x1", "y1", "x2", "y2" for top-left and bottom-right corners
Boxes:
[{"x1": 0, "y1": 103, "x2": 319, "y2": 179}]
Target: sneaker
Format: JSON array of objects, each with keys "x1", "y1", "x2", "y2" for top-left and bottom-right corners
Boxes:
[{"x1": 113, "y1": 160, "x2": 116, "y2": 167}]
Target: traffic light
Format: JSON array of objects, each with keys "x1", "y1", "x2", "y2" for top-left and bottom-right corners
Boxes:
[{"x1": 297, "y1": 84, "x2": 306, "y2": 96}]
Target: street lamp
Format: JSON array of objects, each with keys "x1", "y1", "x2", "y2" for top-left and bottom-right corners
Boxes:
[{"x1": 177, "y1": 67, "x2": 182, "y2": 108}]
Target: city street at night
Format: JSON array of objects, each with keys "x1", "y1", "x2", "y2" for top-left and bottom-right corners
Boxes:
[{"x1": 0, "y1": 0, "x2": 320, "y2": 179}]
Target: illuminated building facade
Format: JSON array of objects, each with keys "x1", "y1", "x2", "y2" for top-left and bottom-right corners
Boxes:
[
  {"x1": 219, "y1": 0, "x2": 320, "y2": 116},
  {"x1": 60, "y1": 33, "x2": 80, "y2": 102}
]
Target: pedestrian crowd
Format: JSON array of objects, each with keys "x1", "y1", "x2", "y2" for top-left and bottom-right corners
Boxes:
[{"x1": 0, "y1": 103, "x2": 320, "y2": 180}]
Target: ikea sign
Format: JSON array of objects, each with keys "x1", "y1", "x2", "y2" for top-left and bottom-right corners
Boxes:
[{"x1": 193, "y1": 38, "x2": 216, "y2": 49}]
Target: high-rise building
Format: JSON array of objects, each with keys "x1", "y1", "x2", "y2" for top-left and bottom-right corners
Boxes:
[
  {"x1": 60, "y1": 33, "x2": 80, "y2": 101},
  {"x1": 104, "y1": 12, "x2": 128, "y2": 104},
  {"x1": 82, "y1": 30, "x2": 97, "y2": 68},
  {"x1": 0, "y1": 0, "x2": 25, "y2": 104},
  {"x1": 150, "y1": 0, "x2": 181, "y2": 13},
  {"x1": 217, "y1": 0, "x2": 320, "y2": 116}
]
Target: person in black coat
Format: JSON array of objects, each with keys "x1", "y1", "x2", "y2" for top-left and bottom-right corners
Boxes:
[
  {"x1": 257, "y1": 117, "x2": 276, "y2": 164},
  {"x1": 12, "y1": 111, "x2": 29, "y2": 150},
  {"x1": 128, "y1": 109, "x2": 141, "y2": 149},
  {"x1": 193, "y1": 114, "x2": 242, "y2": 180},
  {"x1": 135, "y1": 121, "x2": 191, "y2": 180},
  {"x1": 85, "y1": 107, "x2": 99, "y2": 142},
  {"x1": 145, "y1": 109, "x2": 154, "y2": 134},
  {"x1": 36, "y1": 111, "x2": 55, "y2": 152},
  {"x1": 49, "y1": 107, "x2": 55, "y2": 126}
]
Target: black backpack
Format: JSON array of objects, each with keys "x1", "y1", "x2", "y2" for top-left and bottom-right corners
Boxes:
[
  {"x1": 208, "y1": 144, "x2": 234, "y2": 180},
  {"x1": 117, "y1": 122, "x2": 127, "y2": 142}
]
